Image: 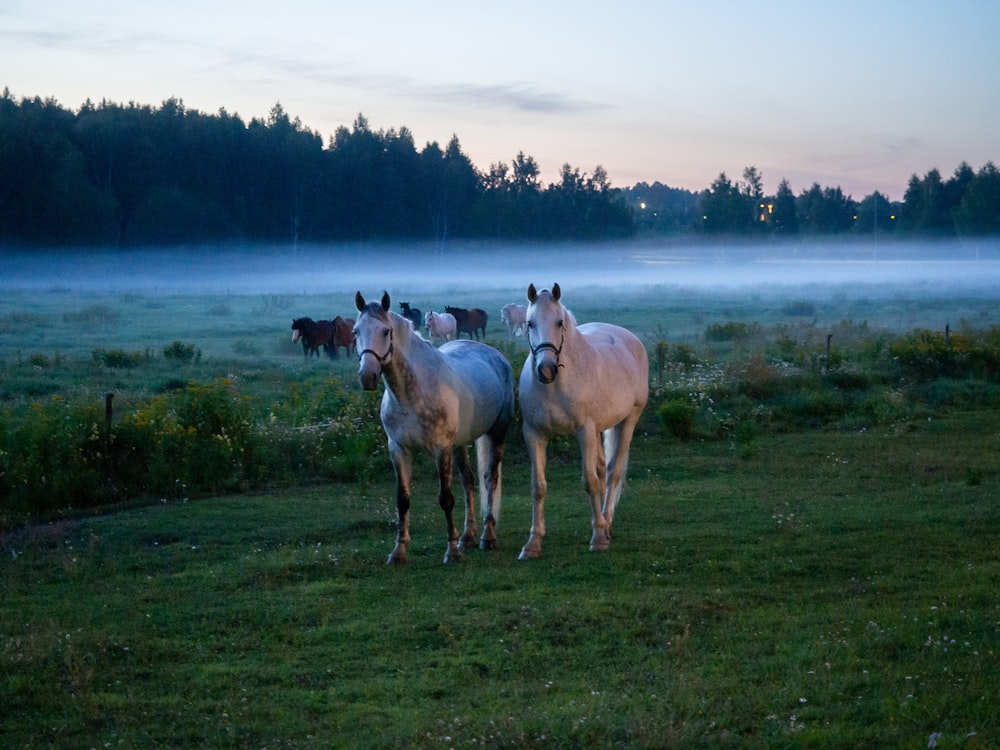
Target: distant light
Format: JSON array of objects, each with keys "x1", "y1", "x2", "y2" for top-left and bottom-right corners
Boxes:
[{"x1": 640, "y1": 202, "x2": 647, "y2": 210}]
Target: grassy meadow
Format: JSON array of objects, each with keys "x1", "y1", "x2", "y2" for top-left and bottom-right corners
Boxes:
[{"x1": 2, "y1": 253, "x2": 1000, "y2": 748}]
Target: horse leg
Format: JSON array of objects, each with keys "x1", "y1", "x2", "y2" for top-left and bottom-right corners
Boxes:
[
  {"x1": 478, "y1": 434, "x2": 505, "y2": 551},
  {"x1": 518, "y1": 431, "x2": 549, "y2": 560},
  {"x1": 579, "y1": 423, "x2": 611, "y2": 552},
  {"x1": 387, "y1": 445, "x2": 412, "y2": 564},
  {"x1": 455, "y1": 445, "x2": 478, "y2": 549},
  {"x1": 436, "y1": 447, "x2": 462, "y2": 563}
]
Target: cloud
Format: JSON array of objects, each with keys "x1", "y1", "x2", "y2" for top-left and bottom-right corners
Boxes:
[{"x1": 420, "y1": 81, "x2": 601, "y2": 115}]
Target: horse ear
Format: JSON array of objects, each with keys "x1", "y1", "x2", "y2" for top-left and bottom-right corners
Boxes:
[
  {"x1": 527, "y1": 283, "x2": 537, "y2": 303},
  {"x1": 380, "y1": 291, "x2": 390, "y2": 311},
  {"x1": 355, "y1": 291, "x2": 365, "y2": 312},
  {"x1": 552, "y1": 283, "x2": 561, "y2": 301}
]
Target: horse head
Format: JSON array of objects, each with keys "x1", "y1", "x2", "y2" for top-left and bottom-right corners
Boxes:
[
  {"x1": 354, "y1": 291, "x2": 394, "y2": 390},
  {"x1": 525, "y1": 283, "x2": 565, "y2": 384}
]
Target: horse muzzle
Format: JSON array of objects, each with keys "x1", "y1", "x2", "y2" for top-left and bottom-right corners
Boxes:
[
  {"x1": 358, "y1": 346, "x2": 389, "y2": 390},
  {"x1": 535, "y1": 360, "x2": 559, "y2": 384},
  {"x1": 358, "y1": 368, "x2": 380, "y2": 391},
  {"x1": 531, "y1": 340, "x2": 562, "y2": 384}
]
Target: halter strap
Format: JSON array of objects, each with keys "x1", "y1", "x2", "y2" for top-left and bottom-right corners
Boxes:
[
  {"x1": 530, "y1": 332, "x2": 565, "y2": 368},
  {"x1": 358, "y1": 328, "x2": 394, "y2": 370}
]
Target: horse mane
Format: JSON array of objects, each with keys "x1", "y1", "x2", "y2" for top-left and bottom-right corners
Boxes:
[
  {"x1": 385, "y1": 308, "x2": 433, "y2": 351},
  {"x1": 358, "y1": 297, "x2": 432, "y2": 354},
  {"x1": 563, "y1": 306, "x2": 578, "y2": 331}
]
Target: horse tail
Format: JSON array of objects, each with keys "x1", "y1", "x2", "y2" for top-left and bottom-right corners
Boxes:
[
  {"x1": 475, "y1": 434, "x2": 501, "y2": 524},
  {"x1": 603, "y1": 425, "x2": 629, "y2": 517}
]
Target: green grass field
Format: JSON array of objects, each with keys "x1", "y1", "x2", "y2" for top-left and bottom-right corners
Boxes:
[{"x1": 2, "y1": 270, "x2": 999, "y2": 747}]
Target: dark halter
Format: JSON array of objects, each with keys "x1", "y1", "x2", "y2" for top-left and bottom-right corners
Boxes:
[
  {"x1": 359, "y1": 328, "x2": 394, "y2": 372},
  {"x1": 530, "y1": 331, "x2": 565, "y2": 369}
]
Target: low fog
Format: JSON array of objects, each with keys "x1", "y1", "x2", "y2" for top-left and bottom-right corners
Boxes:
[{"x1": 3, "y1": 239, "x2": 1000, "y2": 298}]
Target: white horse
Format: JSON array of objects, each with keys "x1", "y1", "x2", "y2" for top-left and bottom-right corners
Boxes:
[
  {"x1": 500, "y1": 303, "x2": 527, "y2": 337},
  {"x1": 354, "y1": 291, "x2": 515, "y2": 564},
  {"x1": 517, "y1": 283, "x2": 649, "y2": 559},
  {"x1": 424, "y1": 310, "x2": 457, "y2": 344}
]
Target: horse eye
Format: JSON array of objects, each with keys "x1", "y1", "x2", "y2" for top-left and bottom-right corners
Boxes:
[{"x1": 557, "y1": 319, "x2": 565, "y2": 329}]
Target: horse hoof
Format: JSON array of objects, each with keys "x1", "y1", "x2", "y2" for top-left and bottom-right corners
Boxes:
[
  {"x1": 459, "y1": 533, "x2": 478, "y2": 549},
  {"x1": 518, "y1": 547, "x2": 541, "y2": 560},
  {"x1": 480, "y1": 537, "x2": 499, "y2": 551},
  {"x1": 386, "y1": 554, "x2": 407, "y2": 565}
]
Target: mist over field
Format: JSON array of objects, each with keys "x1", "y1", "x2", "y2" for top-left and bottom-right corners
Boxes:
[{"x1": 3, "y1": 239, "x2": 1000, "y2": 298}]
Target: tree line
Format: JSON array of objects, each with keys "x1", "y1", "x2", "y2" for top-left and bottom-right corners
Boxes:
[
  {"x1": 0, "y1": 92, "x2": 629, "y2": 247},
  {"x1": 625, "y1": 163, "x2": 1000, "y2": 238},
  {"x1": 1, "y1": 90, "x2": 997, "y2": 248}
]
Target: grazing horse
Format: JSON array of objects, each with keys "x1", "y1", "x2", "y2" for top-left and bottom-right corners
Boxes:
[
  {"x1": 445, "y1": 305, "x2": 489, "y2": 340},
  {"x1": 500, "y1": 303, "x2": 527, "y2": 337},
  {"x1": 424, "y1": 310, "x2": 457, "y2": 344},
  {"x1": 354, "y1": 291, "x2": 515, "y2": 564},
  {"x1": 399, "y1": 301, "x2": 422, "y2": 330},
  {"x1": 517, "y1": 283, "x2": 649, "y2": 559},
  {"x1": 327, "y1": 316, "x2": 356, "y2": 358},
  {"x1": 291, "y1": 317, "x2": 334, "y2": 359}
]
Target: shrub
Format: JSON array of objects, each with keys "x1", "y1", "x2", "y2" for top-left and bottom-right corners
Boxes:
[
  {"x1": 92, "y1": 348, "x2": 150, "y2": 369},
  {"x1": 826, "y1": 367, "x2": 872, "y2": 391},
  {"x1": 163, "y1": 340, "x2": 201, "y2": 363},
  {"x1": 657, "y1": 399, "x2": 697, "y2": 440},
  {"x1": 110, "y1": 379, "x2": 253, "y2": 497},
  {"x1": 0, "y1": 372, "x2": 393, "y2": 528},
  {"x1": 730, "y1": 354, "x2": 781, "y2": 399},
  {"x1": 705, "y1": 321, "x2": 759, "y2": 342},
  {"x1": 0, "y1": 397, "x2": 110, "y2": 526},
  {"x1": 890, "y1": 328, "x2": 1000, "y2": 381}
]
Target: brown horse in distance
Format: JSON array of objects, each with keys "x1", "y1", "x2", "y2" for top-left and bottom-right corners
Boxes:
[
  {"x1": 444, "y1": 306, "x2": 489, "y2": 340},
  {"x1": 292, "y1": 317, "x2": 335, "y2": 359},
  {"x1": 328, "y1": 316, "x2": 357, "y2": 358}
]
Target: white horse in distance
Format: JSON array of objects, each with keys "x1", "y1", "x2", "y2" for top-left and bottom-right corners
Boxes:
[
  {"x1": 500, "y1": 303, "x2": 527, "y2": 337},
  {"x1": 424, "y1": 310, "x2": 458, "y2": 344}
]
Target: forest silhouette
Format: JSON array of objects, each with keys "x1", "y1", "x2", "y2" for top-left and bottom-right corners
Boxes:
[{"x1": 2, "y1": 91, "x2": 998, "y2": 249}]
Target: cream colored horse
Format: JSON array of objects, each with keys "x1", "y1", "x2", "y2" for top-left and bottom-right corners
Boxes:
[
  {"x1": 500, "y1": 302, "x2": 527, "y2": 337},
  {"x1": 517, "y1": 283, "x2": 649, "y2": 559},
  {"x1": 424, "y1": 310, "x2": 457, "y2": 344}
]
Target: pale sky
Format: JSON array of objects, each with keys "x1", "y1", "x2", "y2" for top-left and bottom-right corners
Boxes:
[{"x1": 3, "y1": 0, "x2": 997, "y2": 201}]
